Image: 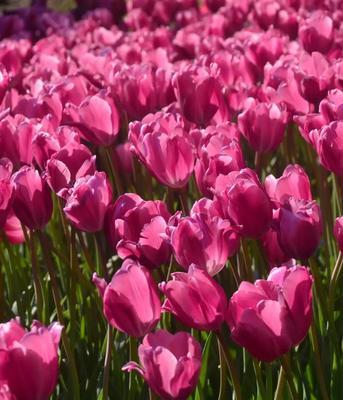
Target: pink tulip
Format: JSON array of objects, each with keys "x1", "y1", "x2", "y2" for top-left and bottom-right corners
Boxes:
[
  {"x1": 0, "y1": 319, "x2": 62, "y2": 400},
  {"x1": 123, "y1": 330, "x2": 201, "y2": 400},
  {"x1": 11, "y1": 166, "x2": 53, "y2": 231},
  {"x1": 0, "y1": 158, "x2": 13, "y2": 228},
  {"x1": 278, "y1": 198, "x2": 322, "y2": 260},
  {"x1": 63, "y1": 171, "x2": 112, "y2": 233},
  {"x1": 68, "y1": 90, "x2": 120, "y2": 146},
  {"x1": 238, "y1": 98, "x2": 287, "y2": 153},
  {"x1": 93, "y1": 259, "x2": 161, "y2": 337},
  {"x1": 310, "y1": 121, "x2": 343, "y2": 176},
  {"x1": 169, "y1": 212, "x2": 239, "y2": 276},
  {"x1": 334, "y1": 217, "x2": 343, "y2": 252},
  {"x1": 105, "y1": 193, "x2": 171, "y2": 269},
  {"x1": 227, "y1": 265, "x2": 313, "y2": 362},
  {"x1": 214, "y1": 168, "x2": 273, "y2": 239},
  {"x1": 265, "y1": 164, "x2": 312, "y2": 206},
  {"x1": 2, "y1": 211, "x2": 25, "y2": 245},
  {"x1": 160, "y1": 265, "x2": 228, "y2": 331},
  {"x1": 172, "y1": 65, "x2": 228, "y2": 127},
  {"x1": 299, "y1": 13, "x2": 334, "y2": 54},
  {"x1": 194, "y1": 123, "x2": 244, "y2": 197},
  {"x1": 129, "y1": 111, "x2": 195, "y2": 189}
]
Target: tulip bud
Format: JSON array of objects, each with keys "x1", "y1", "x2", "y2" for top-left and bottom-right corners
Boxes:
[
  {"x1": 238, "y1": 98, "x2": 287, "y2": 153},
  {"x1": 63, "y1": 171, "x2": 112, "y2": 233},
  {"x1": 93, "y1": 259, "x2": 161, "y2": 337},
  {"x1": 215, "y1": 168, "x2": 273, "y2": 238},
  {"x1": 129, "y1": 111, "x2": 195, "y2": 189},
  {"x1": 160, "y1": 265, "x2": 228, "y2": 331},
  {"x1": 0, "y1": 319, "x2": 62, "y2": 400},
  {"x1": 278, "y1": 198, "x2": 322, "y2": 260},
  {"x1": 227, "y1": 266, "x2": 313, "y2": 362},
  {"x1": 334, "y1": 217, "x2": 343, "y2": 252},
  {"x1": 169, "y1": 213, "x2": 239, "y2": 275},
  {"x1": 265, "y1": 164, "x2": 312, "y2": 206},
  {"x1": 11, "y1": 166, "x2": 53, "y2": 231},
  {"x1": 123, "y1": 330, "x2": 201, "y2": 400},
  {"x1": 105, "y1": 193, "x2": 171, "y2": 269}
]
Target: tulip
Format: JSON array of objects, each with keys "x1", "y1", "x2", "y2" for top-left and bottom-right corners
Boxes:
[
  {"x1": 2, "y1": 211, "x2": 25, "y2": 245},
  {"x1": 172, "y1": 65, "x2": 228, "y2": 127},
  {"x1": 278, "y1": 198, "x2": 322, "y2": 260},
  {"x1": 310, "y1": 121, "x2": 343, "y2": 176},
  {"x1": 105, "y1": 193, "x2": 171, "y2": 269},
  {"x1": 169, "y1": 212, "x2": 239, "y2": 275},
  {"x1": 334, "y1": 217, "x2": 343, "y2": 252},
  {"x1": 0, "y1": 158, "x2": 13, "y2": 228},
  {"x1": 129, "y1": 111, "x2": 195, "y2": 189},
  {"x1": 0, "y1": 319, "x2": 62, "y2": 400},
  {"x1": 265, "y1": 164, "x2": 312, "y2": 206},
  {"x1": 238, "y1": 98, "x2": 287, "y2": 153},
  {"x1": 227, "y1": 265, "x2": 313, "y2": 362},
  {"x1": 68, "y1": 90, "x2": 120, "y2": 146},
  {"x1": 123, "y1": 330, "x2": 201, "y2": 400},
  {"x1": 214, "y1": 168, "x2": 272, "y2": 238},
  {"x1": 63, "y1": 171, "x2": 112, "y2": 233},
  {"x1": 11, "y1": 166, "x2": 53, "y2": 231},
  {"x1": 298, "y1": 13, "x2": 334, "y2": 54},
  {"x1": 93, "y1": 259, "x2": 161, "y2": 337},
  {"x1": 160, "y1": 265, "x2": 228, "y2": 331}
]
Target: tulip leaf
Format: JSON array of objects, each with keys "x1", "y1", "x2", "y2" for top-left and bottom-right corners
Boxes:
[{"x1": 195, "y1": 332, "x2": 213, "y2": 400}]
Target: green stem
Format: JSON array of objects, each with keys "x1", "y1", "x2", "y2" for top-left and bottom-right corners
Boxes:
[
  {"x1": 105, "y1": 146, "x2": 123, "y2": 196},
  {"x1": 252, "y1": 359, "x2": 267, "y2": 400},
  {"x1": 280, "y1": 355, "x2": 299, "y2": 400},
  {"x1": 329, "y1": 251, "x2": 343, "y2": 314},
  {"x1": 28, "y1": 230, "x2": 44, "y2": 322},
  {"x1": 103, "y1": 325, "x2": 113, "y2": 400},
  {"x1": 217, "y1": 338, "x2": 227, "y2": 400},
  {"x1": 216, "y1": 331, "x2": 242, "y2": 400},
  {"x1": 274, "y1": 366, "x2": 286, "y2": 400}
]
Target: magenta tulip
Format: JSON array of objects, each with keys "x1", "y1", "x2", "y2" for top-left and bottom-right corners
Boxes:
[
  {"x1": 0, "y1": 158, "x2": 13, "y2": 228},
  {"x1": 334, "y1": 217, "x2": 343, "y2": 252},
  {"x1": 0, "y1": 319, "x2": 62, "y2": 400},
  {"x1": 63, "y1": 171, "x2": 112, "y2": 232},
  {"x1": 227, "y1": 265, "x2": 313, "y2": 362},
  {"x1": 93, "y1": 259, "x2": 161, "y2": 337},
  {"x1": 11, "y1": 166, "x2": 53, "y2": 230},
  {"x1": 123, "y1": 330, "x2": 201, "y2": 400},
  {"x1": 299, "y1": 13, "x2": 334, "y2": 54},
  {"x1": 160, "y1": 265, "x2": 228, "y2": 331}
]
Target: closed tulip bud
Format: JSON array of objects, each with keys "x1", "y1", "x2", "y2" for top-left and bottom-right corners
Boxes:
[
  {"x1": 334, "y1": 217, "x2": 343, "y2": 252},
  {"x1": 227, "y1": 266, "x2": 313, "y2": 362},
  {"x1": 63, "y1": 171, "x2": 112, "y2": 233},
  {"x1": 0, "y1": 319, "x2": 63, "y2": 400},
  {"x1": 105, "y1": 193, "x2": 171, "y2": 269},
  {"x1": 238, "y1": 98, "x2": 287, "y2": 153},
  {"x1": 169, "y1": 213, "x2": 239, "y2": 275},
  {"x1": 2, "y1": 211, "x2": 25, "y2": 245},
  {"x1": 172, "y1": 65, "x2": 228, "y2": 127},
  {"x1": 299, "y1": 13, "x2": 334, "y2": 54},
  {"x1": 265, "y1": 164, "x2": 312, "y2": 206},
  {"x1": 11, "y1": 166, "x2": 53, "y2": 230},
  {"x1": 129, "y1": 111, "x2": 195, "y2": 189},
  {"x1": 123, "y1": 330, "x2": 201, "y2": 400},
  {"x1": 93, "y1": 259, "x2": 161, "y2": 337},
  {"x1": 159, "y1": 265, "x2": 228, "y2": 331},
  {"x1": 278, "y1": 198, "x2": 322, "y2": 260},
  {"x1": 310, "y1": 121, "x2": 343, "y2": 176},
  {"x1": 215, "y1": 168, "x2": 273, "y2": 238},
  {"x1": 69, "y1": 90, "x2": 120, "y2": 146}
]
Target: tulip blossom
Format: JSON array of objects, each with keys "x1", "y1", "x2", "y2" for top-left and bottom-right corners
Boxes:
[
  {"x1": 93, "y1": 259, "x2": 161, "y2": 337},
  {"x1": 169, "y1": 212, "x2": 239, "y2": 275},
  {"x1": 105, "y1": 193, "x2": 171, "y2": 269},
  {"x1": 265, "y1": 164, "x2": 312, "y2": 206},
  {"x1": 278, "y1": 198, "x2": 322, "y2": 260},
  {"x1": 334, "y1": 217, "x2": 343, "y2": 252},
  {"x1": 123, "y1": 330, "x2": 201, "y2": 400},
  {"x1": 0, "y1": 319, "x2": 62, "y2": 400},
  {"x1": 0, "y1": 158, "x2": 13, "y2": 228},
  {"x1": 2, "y1": 211, "x2": 25, "y2": 244},
  {"x1": 159, "y1": 265, "x2": 228, "y2": 331},
  {"x1": 63, "y1": 171, "x2": 112, "y2": 233},
  {"x1": 238, "y1": 98, "x2": 287, "y2": 153},
  {"x1": 129, "y1": 111, "x2": 195, "y2": 189},
  {"x1": 11, "y1": 166, "x2": 53, "y2": 231},
  {"x1": 227, "y1": 266, "x2": 313, "y2": 362},
  {"x1": 215, "y1": 168, "x2": 273, "y2": 239}
]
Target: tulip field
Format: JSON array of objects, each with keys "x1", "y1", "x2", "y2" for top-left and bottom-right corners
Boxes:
[{"x1": 1, "y1": 0, "x2": 343, "y2": 399}]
